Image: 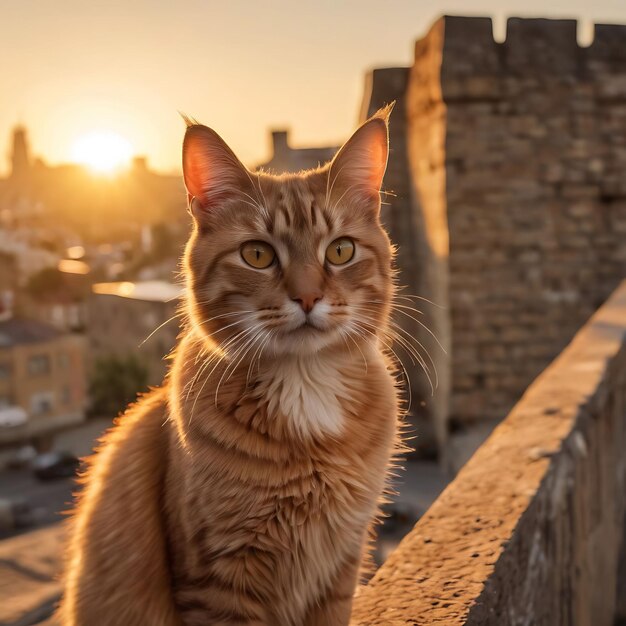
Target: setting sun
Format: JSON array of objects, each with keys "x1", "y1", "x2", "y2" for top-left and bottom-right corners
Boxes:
[{"x1": 71, "y1": 131, "x2": 133, "y2": 173}]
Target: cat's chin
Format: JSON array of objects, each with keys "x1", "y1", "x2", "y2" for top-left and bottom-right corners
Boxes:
[{"x1": 271, "y1": 324, "x2": 345, "y2": 357}]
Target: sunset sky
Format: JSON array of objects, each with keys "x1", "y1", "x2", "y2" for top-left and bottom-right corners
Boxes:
[{"x1": 1, "y1": 0, "x2": 626, "y2": 175}]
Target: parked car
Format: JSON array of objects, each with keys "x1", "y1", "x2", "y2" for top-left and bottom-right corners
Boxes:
[{"x1": 32, "y1": 451, "x2": 80, "y2": 481}]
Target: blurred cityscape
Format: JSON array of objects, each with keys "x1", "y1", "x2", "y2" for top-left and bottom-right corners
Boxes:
[
  {"x1": 0, "y1": 124, "x2": 188, "y2": 533},
  {"x1": 0, "y1": 118, "x2": 448, "y2": 553}
]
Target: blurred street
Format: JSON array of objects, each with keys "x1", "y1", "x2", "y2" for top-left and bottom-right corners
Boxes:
[
  {"x1": 0, "y1": 469, "x2": 74, "y2": 539},
  {"x1": 0, "y1": 418, "x2": 112, "y2": 539}
]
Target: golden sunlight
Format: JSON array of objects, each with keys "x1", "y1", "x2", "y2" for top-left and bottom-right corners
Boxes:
[{"x1": 70, "y1": 131, "x2": 133, "y2": 173}]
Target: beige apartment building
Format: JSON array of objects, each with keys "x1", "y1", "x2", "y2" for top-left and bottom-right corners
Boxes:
[
  {"x1": 0, "y1": 317, "x2": 86, "y2": 447},
  {"x1": 88, "y1": 280, "x2": 183, "y2": 386}
]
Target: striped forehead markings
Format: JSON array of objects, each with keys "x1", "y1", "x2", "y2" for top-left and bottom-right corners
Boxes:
[
  {"x1": 278, "y1": 203, "x2": 291, "y2": 228},
  {"x1": 285, "y1": 181, "x2": 309, "y2": 230},
  {"x1": 310, "y1": 200, "x2": 318, "y2": 227},
  {"x1": 321, "y1": 206, "x2": 333, "y2": 232},
  {"x1": 256, "y1": 177, "x2": 338, "y2": 240}
]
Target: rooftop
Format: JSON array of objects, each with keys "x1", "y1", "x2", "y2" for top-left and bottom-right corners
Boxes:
[
  {"x1": 257, "y1": 130, "x2": 339, "y2": 173},
  {"x1": 0, "y1": 317, "x2": 62, "y2": 348},
  {"x1": 91, "y1": 280, "x2": 184, "y2": 303}
]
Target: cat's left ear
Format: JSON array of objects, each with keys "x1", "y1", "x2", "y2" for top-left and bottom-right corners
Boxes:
[
  {"x1": 327, "y1": 103, "x2": 392, "y2": 211},
  {"x1": 182, "y1": 120, "x2": 256, "y2": 216}
]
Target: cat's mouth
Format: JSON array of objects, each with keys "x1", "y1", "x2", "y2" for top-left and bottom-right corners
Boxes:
[
  {"x1": 270, "y1": 316, "x2": 344, "y2": 355},
  {"x1": 297, "y1": 320, "x2": 322, "y2": 332},
  {"x1": 288, "y1": 317, "x2": 333, "y2": 338}
]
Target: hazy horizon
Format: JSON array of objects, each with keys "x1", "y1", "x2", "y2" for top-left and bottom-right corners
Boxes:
[{"x1": 2, "y1": 0, "x2": 626, "y2": 176}]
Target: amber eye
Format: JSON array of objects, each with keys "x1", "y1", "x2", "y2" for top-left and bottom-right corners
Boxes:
[
  {"x1": 241, "y1": 241, "x2": 276, "y2": 269},
  {"x1": 325, "y1": 237, "x2": 355, "y2": 265}
]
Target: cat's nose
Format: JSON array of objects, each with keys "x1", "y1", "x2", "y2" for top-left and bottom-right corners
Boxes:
[
  {"x1": 292, "y1": 291, "x2": 322, "y2": 314},
  {"x1": 286, "y1": 264, "x2": 324, "y2": 314}
]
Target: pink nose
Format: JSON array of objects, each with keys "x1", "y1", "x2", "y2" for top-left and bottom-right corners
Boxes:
[{"x1": 292, "y1": 292, "x2": 322, "y2": 313}]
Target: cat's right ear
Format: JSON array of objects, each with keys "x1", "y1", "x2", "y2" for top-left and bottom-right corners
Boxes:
[{"x1": 182, "y1": 123, "x2": 254, "y2": 216}]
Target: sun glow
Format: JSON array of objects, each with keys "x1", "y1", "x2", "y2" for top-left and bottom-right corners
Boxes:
[{"x1": 71, "y1": 131, "x2": 133, "y2": 173}]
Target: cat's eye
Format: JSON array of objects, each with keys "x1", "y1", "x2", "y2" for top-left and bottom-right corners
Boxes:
[
  {"x1": 241, "y1": 241, "x2": 276, "y2": 269},
  {"x1": 325, "y1": 238, "x2": 355, "y2": 265}
]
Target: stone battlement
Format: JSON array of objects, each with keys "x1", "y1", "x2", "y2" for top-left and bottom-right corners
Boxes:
[{"x1": 423, "y1": 15, "x2": 626, "y2": 77}]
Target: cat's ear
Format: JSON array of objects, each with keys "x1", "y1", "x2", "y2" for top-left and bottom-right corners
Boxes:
[
  {"x1": 327, "y1": 103, "x2": 392, "y2": 210},
  {"x1": 182, "y1": 122, "x2": 255, "y2": 214}
]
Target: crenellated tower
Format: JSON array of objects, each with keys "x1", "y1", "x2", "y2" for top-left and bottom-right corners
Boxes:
[{"x1": 361, "y1": 15, "x2": 626, "y2": 470}]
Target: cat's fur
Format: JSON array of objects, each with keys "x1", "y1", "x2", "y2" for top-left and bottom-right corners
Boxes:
[{"x1": 60, "y1": 105, "x2": 402, "y2": 626}]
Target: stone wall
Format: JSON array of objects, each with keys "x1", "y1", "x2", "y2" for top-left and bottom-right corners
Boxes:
[
  {"x1": 404, "y1": 20, "x2": 451, "y2": 453},
  {"x1": 441, "y1": 16, "x2": 626, "y2": 466},
  {"x1": 352, "y1": 280, "x2": 626, "y2": 625},
  {"x1": 360, "y1": 16, "x2": 626, "y2": 466},
  {"x1": 0, "y1": 524, "x2": 63, "y2": 626},
  {"x1": 360, "y1": 67, "x2": 442, "y2": 453}
]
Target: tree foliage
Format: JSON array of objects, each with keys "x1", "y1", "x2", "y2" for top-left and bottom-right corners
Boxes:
[{"x1": 89, "y1": 354, "x2": 149, "y2": 417}]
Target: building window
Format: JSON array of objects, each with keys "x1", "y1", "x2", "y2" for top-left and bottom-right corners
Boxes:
[
  {"x1": 144, "y1": 310, "x2": 158, "y2": 330},
  {"x1": 58, "y1": 352, "x2": 70, "y2": 370},
  {"x1": 0, "y1": 362, "x2": 10, "y2": 380},
  {"x1": 28, "y1": 354, "x2": 51, "y2": 376},
  {"x1": 51, "y1": 305, "x2": 65, "y2": 326},
  {"x1": 61, "y1": 385, "x2": 71, "y2": 406},
  {"x1": 31, "y1": 391, "x2": 55, "y2": 415}
]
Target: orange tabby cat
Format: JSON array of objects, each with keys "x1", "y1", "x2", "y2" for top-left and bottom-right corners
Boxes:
[{"x1": 60, "y1": 105, "x2": 402, "y2": 626}]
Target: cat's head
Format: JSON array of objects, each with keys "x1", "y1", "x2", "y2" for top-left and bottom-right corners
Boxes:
[{"x1": 181, "y1": 106, "x2": 395, "y2": 359}]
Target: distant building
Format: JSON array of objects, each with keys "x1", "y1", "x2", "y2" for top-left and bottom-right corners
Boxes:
[
  {"x1": 10, "y1": 126, "x2": 31, "y2": 182},
  {"x1": 257, "y1": 130, "x2": 338, "y2": 173},
  {"x1": 0, "y1": 126, "x2": 187, "y2": 242},
  {"x1": 21, "y1": 262, "x2": 91, "y2": 332},
  {"x1": 0, "y1": 317, "x2": 86, "y2": 450},
  {"x1": 88, "y1": 281, "x2": 183, "y2": 386},
  {"x1": 0, "y1": 228, "x2": 59, "y2": 282},
  {"x1": 25, "y1": 293, "x2": 86, "y2": 333},
  {"x1": 0, "y1": 252, "x2": 18, "y2": 313}
]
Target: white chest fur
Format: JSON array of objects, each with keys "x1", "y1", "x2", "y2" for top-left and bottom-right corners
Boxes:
[{"x1": 257, "y1": 351, "x2": 354, "y2": 439}]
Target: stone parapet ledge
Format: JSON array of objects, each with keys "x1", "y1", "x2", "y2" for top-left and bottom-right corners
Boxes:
[
  {"x1": 0, "y1": 524, "x2": 63, "y2": 626},
  {"x1": 353, "y1": 281, "x2": 626, "y2": 625}
]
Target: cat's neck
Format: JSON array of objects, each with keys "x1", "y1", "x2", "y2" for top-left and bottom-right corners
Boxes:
[
  {"x1": 249, "y1": 348, "x2": 357, "y2": 439},
  {"x1": 168, "y1": 329, "x2": 380, "y2": 443}
]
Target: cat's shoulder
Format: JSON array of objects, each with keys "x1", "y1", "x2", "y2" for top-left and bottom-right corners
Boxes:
[
  {"x1": 106, "y1": 386, "x2": 169, "y2": 439},
  {"x1": 78, "y1": 387, "x2": 171, "y2": 481}
]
